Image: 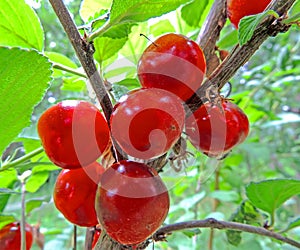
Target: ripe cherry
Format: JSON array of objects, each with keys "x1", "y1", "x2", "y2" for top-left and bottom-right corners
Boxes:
[
  {"x1": 0, "y1": 222, "x2": 33, "y2": 250},
  {"x1": 96, "y1": 160, "x2": 169, "y2": 245},
  {"x1": 53, "y1": 162, "x2": 105, "y2": 227},
  {"x1": 227, "y1": 0, "x2": 271, "y2": 28},
  {"x1": 110, "y1": 88, "x2": 185, "y2": 159},
  {"x1": 185, "y1": 100, "x2": 249, "y2": 157},
  {"x1": 138, "y1": 33, "x2": 206, "y2": 101},
  {"x1": 38, "y1": 100, "x2": 110, "y2": 169}
]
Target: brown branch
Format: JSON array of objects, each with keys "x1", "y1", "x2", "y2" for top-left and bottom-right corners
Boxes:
[
  {"x1": 48, "y1": 0, "x2": 113, "y2": 122},
  {"x1": 153, "y1": 218, "x2": 300, "y2": 249},
  {"x1": 186, "y1": 0, "x2": 296, "y2": 115},
  {"x1": 197, "y1": 0, "x2": 227, "y2": 75}
]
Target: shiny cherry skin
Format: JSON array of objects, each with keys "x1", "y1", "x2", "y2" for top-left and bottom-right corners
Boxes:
[
  {"x1": 227, "y1": 0, "x2": 271, "y2": 28},
  {"x1": 38, "y1": 100, "x2": 110, "y2": 169},
  {"x1": 96, "y1": 160, "x2": 170, "y2": 245},
  {"x1": 53, "y1": 162, "x2": 105, "y2": 227},
  {"x1": 186, "y1": 100, "x2": 249, "y2": 157},
  {"x1": 138, "y1": 33, "x2": 206, "y2": 101},
  {"x1": 0, "y1": 222, "x2": 33, "y2": 250},
  {"x1": 110, "y1": 88, "x2": 185, "y2": 159}
]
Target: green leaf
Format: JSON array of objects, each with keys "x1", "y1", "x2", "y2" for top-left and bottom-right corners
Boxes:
[
  {"x1": 181, "y1": 228, "x2": 201, "y2": 238},
  {"x1": 94, "y1": 37, "x2": 128, "y2": 63},
  {"x1": 246, "y1": 179, "x2": 300, "y2": 217},
  {"x1": 217, "y1": 29, "x2": 238, "y2": 49},
  {"x1": 0, "y1": 47, "x2": 52, "y2": 155},
  {"x1": 109, "y1": 0, "x2": 191, "y2": 24},
  {"x1": 282, "y1": 217, "x2": 300, "y2": 232},
  {"x1": 0, "y1": 0, "x2": 44, "y2": 50},
  {"x1": 181, "y1": 0, "x2": 208, "y2": 27},
  {"x1": 238, "y1": 10, "x2": 279, "y2": 46},
  {"x1": 61, "y1": 76, "x2": 86, "y2": 92},
  {"x1": 26, "y1": 198, "x2": 47, "y2": 215},
  {"x1": 0, "y1": 215, "x2": 16, "y2": 230},
  {"x1": 289, "y1": 0, "x2": 300, "y2": 17},
  {"x1": 209, "y1": 190, "x2": 240, "y2": 202},
  {"x1": 0, "y1": 169, "x2": 18, "y2": 212},
  {"x1": 45, "y1": 52, "x2": 79, "y2": 78},
  {"x1": 80, "y1": 0, "x2": 112, "y2": 22},
  {"x1": 25, "y1": 171, "x2": 49, "y2": 193}
]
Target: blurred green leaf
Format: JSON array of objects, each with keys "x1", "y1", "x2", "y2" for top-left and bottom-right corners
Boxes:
[
  {"x1": 109, "y1": 0, "x2": 191, "y2": 24},
  {"x1": 150, "y1": 20, "x2": 176, "y2": 37},
  {"x1": 218, "y1": 29, "x2": 238, "y2": 49},
  {"x1": 282, "y1": 217, "x2": 300, "y2": 232},
  {"x1": 26, "y1": 198, "x2": 48, "y2": 215},
  {"x1": 25, "y1": 171, "x2": 49, "y2": 193},
  {"x1": 0, "y1": 188, "x2": 20, "y2": 194},
  {"x1": 80, "y1": 0, "x2": 112, "y2": 22},
  {"x1": 0, "y1": 215, "x2": 16, "y2": 230},
  {"x1": 181, "y1": 228, "x2": 201, "y2": 238},
  {"x1": 209, "y1": 190, "x2": 240, "y2": 202},
  {"x1": 61, "y1": 76, "x2": 86, "y2": 92},
  {"x1": 0, "y1": 0, "x2": 44, "y2": 50},
  {"x1": 181, "y1": 0, "x2": 208, "y2": 27},
  {"x1": 246, "y1": 179, "x2": 300, "y2": 217},
  {"x1": 0, "y1": 47, "x2": 51, "y2": 155}
]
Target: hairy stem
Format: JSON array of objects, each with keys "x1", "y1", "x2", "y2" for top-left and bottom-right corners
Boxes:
[
  {"x1": 53, "y1": 63, "x2": 87, "y2": 78},
  {"x1": 1, "y1": 147, "x2": 44, "y2": 170},
  {"x1": 154, "y1": 218, "x2": 300, "y2": 249}
]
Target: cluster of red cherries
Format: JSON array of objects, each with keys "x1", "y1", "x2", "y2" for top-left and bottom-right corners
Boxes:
[{"x1": 0, "y1": 0, "x2": 272, "y2": 249}]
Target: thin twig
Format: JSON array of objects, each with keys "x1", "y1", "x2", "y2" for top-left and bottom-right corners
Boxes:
[
  {"x1": 154, "y1": 218, "x2": 300, "y2": 249},
  {"x1": 73, "y1": 225, "x2": 77, "y2": 250}
]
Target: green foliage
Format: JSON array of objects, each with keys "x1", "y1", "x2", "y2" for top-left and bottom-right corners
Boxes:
[
  {"x1": 109, "y1": 0, "x2": 190, "y2": 24},
  {"x1": 0, "y1": 47, "x2": 52, "y2": 155},
  {"x1": 238, "y1": 10, "x2": 279, "y2": 46},
  {"x1": 80, "y1": 0, "x2": 112, "y2": 22},
  {"x1": 246, "y1": 179, "x2": 300, "y2": 222},
  {"x1": 181, "y1": 0, "x2": 209, "y2": 27},
  {"x1": 0, "y1": 0, "x2": 44, "y2": 50}
]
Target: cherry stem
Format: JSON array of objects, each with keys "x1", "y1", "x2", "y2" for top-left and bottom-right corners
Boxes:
[
  {"x1": 153, "y1": 218, "x2": 300, "y2": 249},
  {"x1": 139, "y1": 34, "x2": 158, "y2": 47},
  {"x1": 1, "y1": 147, "x2": 44, "y2": 171},
  {"x1": 53, "y1": 63, "x2": 87, "y2": 78},
  {"x1": 73, "y1": 225, "x2": 77, "y2": 250}
]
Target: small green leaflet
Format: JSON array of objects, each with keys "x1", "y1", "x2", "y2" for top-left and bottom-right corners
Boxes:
[
  {"x1": 282, "y1": 217, "x2": 300, "y2": 233},
  {"x1": 0, "y1": 0, "x2": 44, "y2": 50},
  {"x1": 80, "y1": 0, "x2": 112, "y2": 23},
  {"x1": 109, "y1": 0, "x2": 191, "y2": 24},
  {"x1": 246, "y1": 179, "x2": 300, "y2": 217},
  {"x1": 238, "y1": 10, "x2": 279, "y2": 46},
  {"x1": 0, "y1": 47, "x2": 52, "y2": 156}
]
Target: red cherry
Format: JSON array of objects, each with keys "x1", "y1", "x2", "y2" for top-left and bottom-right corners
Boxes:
[
  {"x1": 110, "y1": 88, "x2": 185, "y2": 159},
  {"x1": 138, "y1": 33, "x2": 206, "y2": 101},
  {"x1": 227, "y1": 0, "x2": 271, "y2": 28},
  {"x1": 38, "y1": 100, "x2": 110, "y2": 169},
  {"x1": 53, "y1": 162, "x2": 105, "y2": 227},
  {"x1": 96, "y1": 160, "x2": 169, "y2": 245},
  {"x1": 0, "y1": 222, "x2": 33, "y2": 250},
  {"x1": 185, "y1": 100, "x2": 249, "y2": 157}
]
